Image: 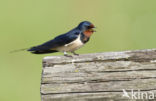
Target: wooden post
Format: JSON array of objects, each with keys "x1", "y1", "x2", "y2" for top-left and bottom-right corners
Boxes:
[{"x1": 41, "y1": 49, "x2": 156, "y2": 101}]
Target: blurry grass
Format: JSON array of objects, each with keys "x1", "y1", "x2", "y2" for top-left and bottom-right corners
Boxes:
[{"x1": 0, "y1": 0, "x2": 156, "y2": 101}]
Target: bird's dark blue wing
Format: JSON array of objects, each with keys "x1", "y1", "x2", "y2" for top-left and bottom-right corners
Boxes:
[{"x1": 28, "y1": 29, "x2": 80, "y2": 52}]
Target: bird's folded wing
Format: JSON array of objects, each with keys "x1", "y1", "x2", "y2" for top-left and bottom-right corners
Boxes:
[{"x1": 28, "y1": 31, "x2": 80, "y2": 52}]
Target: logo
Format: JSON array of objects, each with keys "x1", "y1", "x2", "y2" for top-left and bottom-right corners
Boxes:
[{"x1": 122, "y1": 89, "x2": 155, "y2": 99}]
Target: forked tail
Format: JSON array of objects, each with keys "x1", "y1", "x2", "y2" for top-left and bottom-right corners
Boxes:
[{"x1": 10, "y1": 48, "x2": 29, "y2": 53}]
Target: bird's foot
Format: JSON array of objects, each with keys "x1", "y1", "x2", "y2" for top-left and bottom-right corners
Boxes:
[
  {"x1": 72, "y1": 52, "x2": 79, "y2": 56},
  {"x1": 64, "y1": 52, "x2": 73, "y2": 57}
]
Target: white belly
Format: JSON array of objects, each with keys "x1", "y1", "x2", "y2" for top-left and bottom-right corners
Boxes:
[{"x1": 56, "y1": 35, "x2": 84, "y2": 52}]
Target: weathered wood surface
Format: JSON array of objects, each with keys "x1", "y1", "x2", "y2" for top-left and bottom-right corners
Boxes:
[{"x1": 41, "y1": 49, "x2": 156, "y2": 101}]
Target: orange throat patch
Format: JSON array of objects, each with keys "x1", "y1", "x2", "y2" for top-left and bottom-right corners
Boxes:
[{"x1": 83, "y1": 30, "x2": 94, "y2": 37}]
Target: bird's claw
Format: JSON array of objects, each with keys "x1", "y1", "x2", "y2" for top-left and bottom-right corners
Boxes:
[{"x1": 72, "y1": 52, "x2": 79, "y2": 56}]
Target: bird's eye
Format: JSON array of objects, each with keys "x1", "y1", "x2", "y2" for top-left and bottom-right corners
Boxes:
[{"x1": 87, "y1": 26, "x2": 91, "y2": 29}]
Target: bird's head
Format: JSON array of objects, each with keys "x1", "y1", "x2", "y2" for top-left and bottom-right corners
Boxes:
[{"x1": 77, "y1": 21, "x2": 96, "y2": 37}]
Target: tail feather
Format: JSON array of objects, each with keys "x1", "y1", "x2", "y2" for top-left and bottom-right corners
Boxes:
[
  {"x1": 27, "y1": 46, "x2": 38, "y2": 51},
  {"x1": 31, "y1": 50, "x2": 58, "y2": 54},
  {"x1": 11, "y1": 46, "x2": 58, "y2": 54},
  {"x1": 28, "y1": 46, "x2": 58, "y2": 54},
  {"x1": 10, "y1": 48, "x2": 28, "y2": 53}
]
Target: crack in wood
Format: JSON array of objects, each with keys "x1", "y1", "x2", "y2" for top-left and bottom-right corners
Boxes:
[
  {"x1": 41, "y1": 88, "x2": 156, "y2": 95},
  {"x1": 41, "y1": 77, "x2": 156, "y2": 85},
  {"x1": 97, "y1": 68, "x2": 156, "y2": 73}
]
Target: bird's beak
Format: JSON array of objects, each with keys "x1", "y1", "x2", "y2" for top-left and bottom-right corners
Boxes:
[
  {"x1": 89, "y1": 27, "x2": 96, "y2": 32},
  {"x1": 89, "y1": 24, "x2": 96, "y2": 32}
]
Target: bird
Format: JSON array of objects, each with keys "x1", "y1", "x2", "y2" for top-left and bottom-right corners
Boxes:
[{"x1": 27, "y1": 21, "x2": 96, "y2": 56}]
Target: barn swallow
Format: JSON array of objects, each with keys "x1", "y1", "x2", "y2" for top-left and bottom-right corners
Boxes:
[{"x1": 28, "y1": 21, "x2": 96, "y2": 56}]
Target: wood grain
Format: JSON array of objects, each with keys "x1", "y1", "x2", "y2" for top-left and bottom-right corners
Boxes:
[{"x1": 41, "y1": 49, "x2": 156, "y2": 101}]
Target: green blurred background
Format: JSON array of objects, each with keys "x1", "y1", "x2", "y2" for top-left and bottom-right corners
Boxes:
[{"x1": 0, "y1": 0, "x2": 156, "y2": 101}]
